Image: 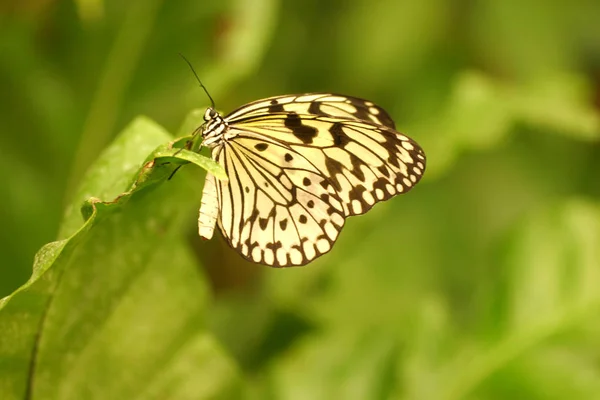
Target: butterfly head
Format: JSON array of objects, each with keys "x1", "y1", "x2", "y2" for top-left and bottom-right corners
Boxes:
[
  {"x1": 203, "y1": 107, "x2": 218, "y2": 122},
  {"x1": 202, "y1": 107, "x2": 228, "y2": 148}
]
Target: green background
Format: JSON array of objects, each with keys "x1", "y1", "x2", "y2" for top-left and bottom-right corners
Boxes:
[{"x1": 1, "y1": 0, "x2": 600, "y2": 398}]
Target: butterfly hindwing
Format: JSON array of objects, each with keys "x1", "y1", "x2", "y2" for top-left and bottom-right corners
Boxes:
[{"x1": 212, "y1": 137, "x2": 346, "y2": 266}]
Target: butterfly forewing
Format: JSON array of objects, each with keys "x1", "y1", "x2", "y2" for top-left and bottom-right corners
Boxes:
[
  {"x1": 225, "y1": 93, "x2": 397, "y2": 129},
  {"x1": 198, "y1": 93, "x2": 426, "y2": 267},
  {"x1": 229, "y1": 115, "x2": 425, "y2": 216}
]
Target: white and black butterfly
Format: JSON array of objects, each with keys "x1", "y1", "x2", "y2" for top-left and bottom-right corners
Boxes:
[{"x1": 196, "y1": 93, "x2": 426, "y2": 267}]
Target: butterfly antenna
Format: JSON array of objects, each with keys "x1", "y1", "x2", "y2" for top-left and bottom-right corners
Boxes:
[{"x1": 179, "y1": 53, "x2": 215, "y2": 109}]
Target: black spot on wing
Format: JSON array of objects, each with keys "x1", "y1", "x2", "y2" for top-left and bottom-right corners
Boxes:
[
  {"x1": 308, "y1": 101, "x2": 325, "y2": 115},
  {"x1": 257, "y1": 207, "x2": 277, "y2": 231},
  {"x1": 373, "y1": 178, "x2": 391, "y2": 196},
  {"x1": 279, "y1": 219, "x2": 288, "y2": 231},
  {"x1": 284, "y1": 112, "x2": 318, "y2": 144},
  {"x1": 386, "y1": 151, "x2": 401, "y2": 169},
  {"x1": 266, "y1": 241, "x2": 283, "y2": 252},
  {"x1": 377, "y1": 164, "x2": 391, "y2": 178},
  {"x1": 254, "y1": 143, "x2": 268, "y2": 151},
  {"x1": 248, "y1": 208, "x2": 259, "y2": 223},
  {"x1": 284, "y1": 153, "x2": 293, "y2": 162},
  {"x1": 348, "y1": 185, "x2": 367, "y2": 203},
  {"x1": 348, "y1": 152, "x2": 366, "y2": 182},
  {"x1": 330, "y1": 122, "x2": 351, "y2": 147},
  {"x1": 346, "y1": 96, "x2": 396, "y2": 129},
  {"x1": 268, "y1": 99, "x2": 285, "y2": 113},
  {"x1": 259, "y1": 218, "x2": 269, "y2": 230},
  {"x1": 324, "y1": 157, "x2": 344, "y2": 191}
]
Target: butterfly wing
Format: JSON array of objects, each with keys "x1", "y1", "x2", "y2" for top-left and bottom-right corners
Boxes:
[
  {"x1": 225, "y1": 93, "x2": 397, "y2": 129},
  {"x1": 228, "y1": 112, "x2": 425, "y2": 214},
  {"x1": 211, "y1": 137, "x2": 347, "y2": 266},
  {"x1": 212, "y1": 108, "x2": 425, "y2": 266}
]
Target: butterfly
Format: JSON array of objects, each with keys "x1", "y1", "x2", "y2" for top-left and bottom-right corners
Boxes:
[{"x1": 196, "y1": 93, "x2": 426, "y2": 267}]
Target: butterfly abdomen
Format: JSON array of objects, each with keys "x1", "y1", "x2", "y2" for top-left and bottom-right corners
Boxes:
[{"x1": 198, "y1": 173, "x2": 218, "y2": 240}]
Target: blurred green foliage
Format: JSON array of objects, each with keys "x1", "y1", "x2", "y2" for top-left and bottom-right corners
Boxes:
[{"x1": 1, "y1": 0, "x2": 600, "y2": 399}]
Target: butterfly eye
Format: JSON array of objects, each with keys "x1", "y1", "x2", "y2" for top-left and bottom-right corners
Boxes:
[{"x1": 203, "y1": 108, "x2": 217, "y2": 121}]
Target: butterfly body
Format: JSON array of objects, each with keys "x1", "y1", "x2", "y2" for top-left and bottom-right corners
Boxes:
[{"x1": 197, "y1": 93, "x2": 425, "y2": 267}]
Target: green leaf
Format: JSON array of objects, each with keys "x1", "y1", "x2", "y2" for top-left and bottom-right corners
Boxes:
[
  {"x1": 508, "y1": 73, "x2": 600, "y2": 141},
  {"x1": 195, "y1": 0, "x2": 280, "y2": 97},
  {"x1": 269, "y1": 328, "x2": 398, "y2": 400},
  {"x1": 0, "y1": 117, "x2": 239, "y2": 400},
  {"x1": 416, "y1": 71, "x2": 600, "y2": 178},
  {"x1": 154, "y1": 148, "x2": 228, "y2": 182},
  {"x1": 436, "y1": 199, "x2": 600, "y2": 400},
  {"x1": 256, "y1": 196, "x2": 600, "y2": 399}
]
